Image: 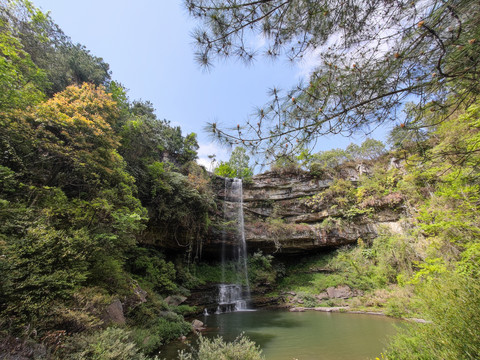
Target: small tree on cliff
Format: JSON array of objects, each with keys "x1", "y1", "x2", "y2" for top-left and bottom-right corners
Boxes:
[{"x1": 214, "y1": 147, "x2": 253, "y2": 179}]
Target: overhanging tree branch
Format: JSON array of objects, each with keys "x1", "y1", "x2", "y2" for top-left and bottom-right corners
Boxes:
[{"x1": 186, "y1": 0, "x2": 480, "y2": 160}]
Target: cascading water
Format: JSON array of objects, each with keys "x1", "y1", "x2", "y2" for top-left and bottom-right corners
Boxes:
[
  {"x1": 216, "y1": 178, "x2": 251, "y2": 313},
  {"x1": 216, "y1": 284, "x2": 248, "y2": 313}
]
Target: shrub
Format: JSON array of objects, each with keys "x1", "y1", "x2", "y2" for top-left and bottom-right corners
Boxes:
[
  {"x1": 178, "y1": 334, "x2": 264, "y2": 360},
  {"x1": 62, "y1": 327, "x2": 154, "y2": 360},
  {"x1": 1, "y1": 224, "x2": 93, "y2": 332},
  {"x1": 128, "y1": 295, "x2": 168, "y2": 328},
  {"x1": 49, "y1": 287, "x2": 113, "y2": 333},
  {"x1": 328, "y1": 231, "x2": 420, "y2": 291},
  {"x1": 385, "y1": 272, "x2": 480, "y2": 359},
  {"x1": 175, "y1": 305, "x2": 198, "y2": 317},
  {"x1": 295, "y1": 292, "x2": 318, "y2": 308},
  {"x1": 248, "y1": 251, "x2": 277, "y2": 287},
  {"x1": 128, "y1": 299, "x2": 191, "y2": 349},
  {"x1": 308, "y1": 162, "x2": 327, "y2": 178},
  {"x1": 127, "y1": 247, "x2": 177, "y2": 293},
  {"x1": 383, "y1": 296, "x2": 409, "y2": 318},
  {"x1": 130, "y1": 327, "x2": 163, "y2": 355},
  {"x1": 153, "y1": 317, "x2": 191, "y2": 344},
  {"x1": 270, "y1": 156, "x2": 303, "y2": 175}
]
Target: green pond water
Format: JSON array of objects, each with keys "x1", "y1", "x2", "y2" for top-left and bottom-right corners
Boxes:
[{"x1": 161, "y1": 310, "x2": 402, "y2": 360}]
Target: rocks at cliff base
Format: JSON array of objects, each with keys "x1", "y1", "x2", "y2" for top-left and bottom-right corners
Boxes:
[
  {"x1": 316, "y1": 285, "x2": 363, "y2": 300},
  {"x1": 165, "y1": 295, "x2": 187, "y2": 307},
  {"x1": 289, "y1": 307, "x2": 306, "y2": 312},
  {"x1": 124, "y1": 281, "x2": 148, "y2": 312},
  {"x1": 102, "y1": 299, "x2": 125, "y2": 325},
  {"x1": 314, "y1": 307, "x2": 348, "y2": 312},
  {"x1": 192, "y1": 319, "x2": 205, "y2": 332}
]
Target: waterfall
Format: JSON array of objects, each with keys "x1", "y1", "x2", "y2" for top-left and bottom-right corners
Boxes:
[
  {"x1": 216, "y1": 178, "x2": 251, "y2": 313},
  {"x1": 216, "y1": 284, "x2": 248, "y2": 313}
]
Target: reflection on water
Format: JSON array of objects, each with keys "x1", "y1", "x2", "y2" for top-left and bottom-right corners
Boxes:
[{"x1": 160, "y1": 310, "x2": 402, "y2": 360}]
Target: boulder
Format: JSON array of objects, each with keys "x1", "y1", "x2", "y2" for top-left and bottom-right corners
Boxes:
[
  {"x1": 316, "y1": 285, "x2": 363, "y2": 300},
  {"x1": 316, "y1": 291, "x2": 329, "y2": 300},
  {"x1": 289, "y1": 307, "x2": 306, "y2": 312},
  {"x1": 192, "y1": 319, "x2": 205, "y2": 332},
  {"x1": 102, "y1": 299, "x2": 125, "y2": 325},
  {"x1": 124, "y1": 281, "x2": 148, "y2": 311},
  {"x1": 326, "y1": 285, "x2": 354, "y2": 299},
  {"x1": 291, "y1": 296, "x2": 304, "y2": 304},
  {"x1": 165, "y1": 295, "x2": 187, "y2": 307}
]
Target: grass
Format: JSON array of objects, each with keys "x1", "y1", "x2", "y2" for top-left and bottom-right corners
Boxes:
[{"x1": 276, "y1": 253, "x2": 346, "y2": 294}]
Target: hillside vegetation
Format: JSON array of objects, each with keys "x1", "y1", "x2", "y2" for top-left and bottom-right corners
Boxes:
[{"x1": 0, "y1": 1, "x2": 215, "y2": 357}]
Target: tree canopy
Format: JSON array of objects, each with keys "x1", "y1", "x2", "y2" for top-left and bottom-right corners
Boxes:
[
  {"x1": 214, "y1": 146, "x2": 253, "y2": 179},
  {"x1": 186, "y1": 0, "x2": 480, "y2": 163},
  {"x1": 0, "y1": 0, "x2": 111, "y2": 96}
]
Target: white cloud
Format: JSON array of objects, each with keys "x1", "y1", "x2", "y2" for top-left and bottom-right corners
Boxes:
[
  {"x1": 253, "y1": 34, "x2": 267, "y2": 50},
  {"x1": 295, "y1": 32, "x2": 341, "y2": 80},
  {"x1": 196, "y1": 142, "x2": 230, "y2": 171},
  {"x1": 197, "y1": 156, "x2": 214, "y2": 170},
  {"x1": 296, "y1": 46, "x2": 323, "y2": 80},
  {"x1": 197, "y1": 142, "x2": 225, "y2": 157}
]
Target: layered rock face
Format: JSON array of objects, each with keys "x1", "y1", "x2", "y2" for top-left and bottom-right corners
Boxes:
[{"x1": 203, "y1": 170, "x2": 401, "y2": 255}]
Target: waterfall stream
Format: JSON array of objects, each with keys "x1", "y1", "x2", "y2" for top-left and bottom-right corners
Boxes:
[{"x1": 216, "y1": 178, "x2": 251, "y2": 313}]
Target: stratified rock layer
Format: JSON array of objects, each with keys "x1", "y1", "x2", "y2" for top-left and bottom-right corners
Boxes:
[{"x1": 203, "y1": 170, "x2": 401, "y2": 255}]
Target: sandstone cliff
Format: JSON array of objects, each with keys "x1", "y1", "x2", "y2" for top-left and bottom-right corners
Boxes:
[{"x1": 203, "y1": 168, "x2": 402, "y2": 255}]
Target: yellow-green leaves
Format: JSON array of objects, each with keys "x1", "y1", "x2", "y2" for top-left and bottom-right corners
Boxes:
[{"x1": 0, "y1": 22, "x2": 47, "y2": 114}]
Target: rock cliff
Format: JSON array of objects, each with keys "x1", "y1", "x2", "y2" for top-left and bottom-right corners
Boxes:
[{"x1": 202, "y1": 169, "x2": 401, "y2": 256}]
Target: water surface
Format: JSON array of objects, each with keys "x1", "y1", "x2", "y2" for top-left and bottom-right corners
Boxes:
[{"x1": 162, "y1": 310, "x2": 401, "y2": 360}]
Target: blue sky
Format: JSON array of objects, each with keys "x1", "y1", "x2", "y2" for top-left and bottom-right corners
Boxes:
[{"x1": 33, "y1": 0, "x2": 390, "y2": 170}]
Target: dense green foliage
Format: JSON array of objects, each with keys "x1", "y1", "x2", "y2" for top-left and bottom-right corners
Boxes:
[
  {"x1": 0, "y1": 1, "x2": 213, "y2": 356},
  {"x1": 384, "y1": 272, "x2": 480, "y2": 359},
  {"x1": 61, "y1": 328, "x2": 154, "y2": 360},
  {"x1": 1, "y1": 0, "x2": 110, "y2": 96},
  {"x1": 269, "y1": 137, "x2": 386, "y2": 177},
  {"x1": 299, "y1": 138, "x2": 386, "y2": 172}
]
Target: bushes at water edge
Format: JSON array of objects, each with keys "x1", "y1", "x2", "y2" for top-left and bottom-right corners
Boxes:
[{"x1": 178, "y1": 334, "x2": 264, "y2": 360}]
